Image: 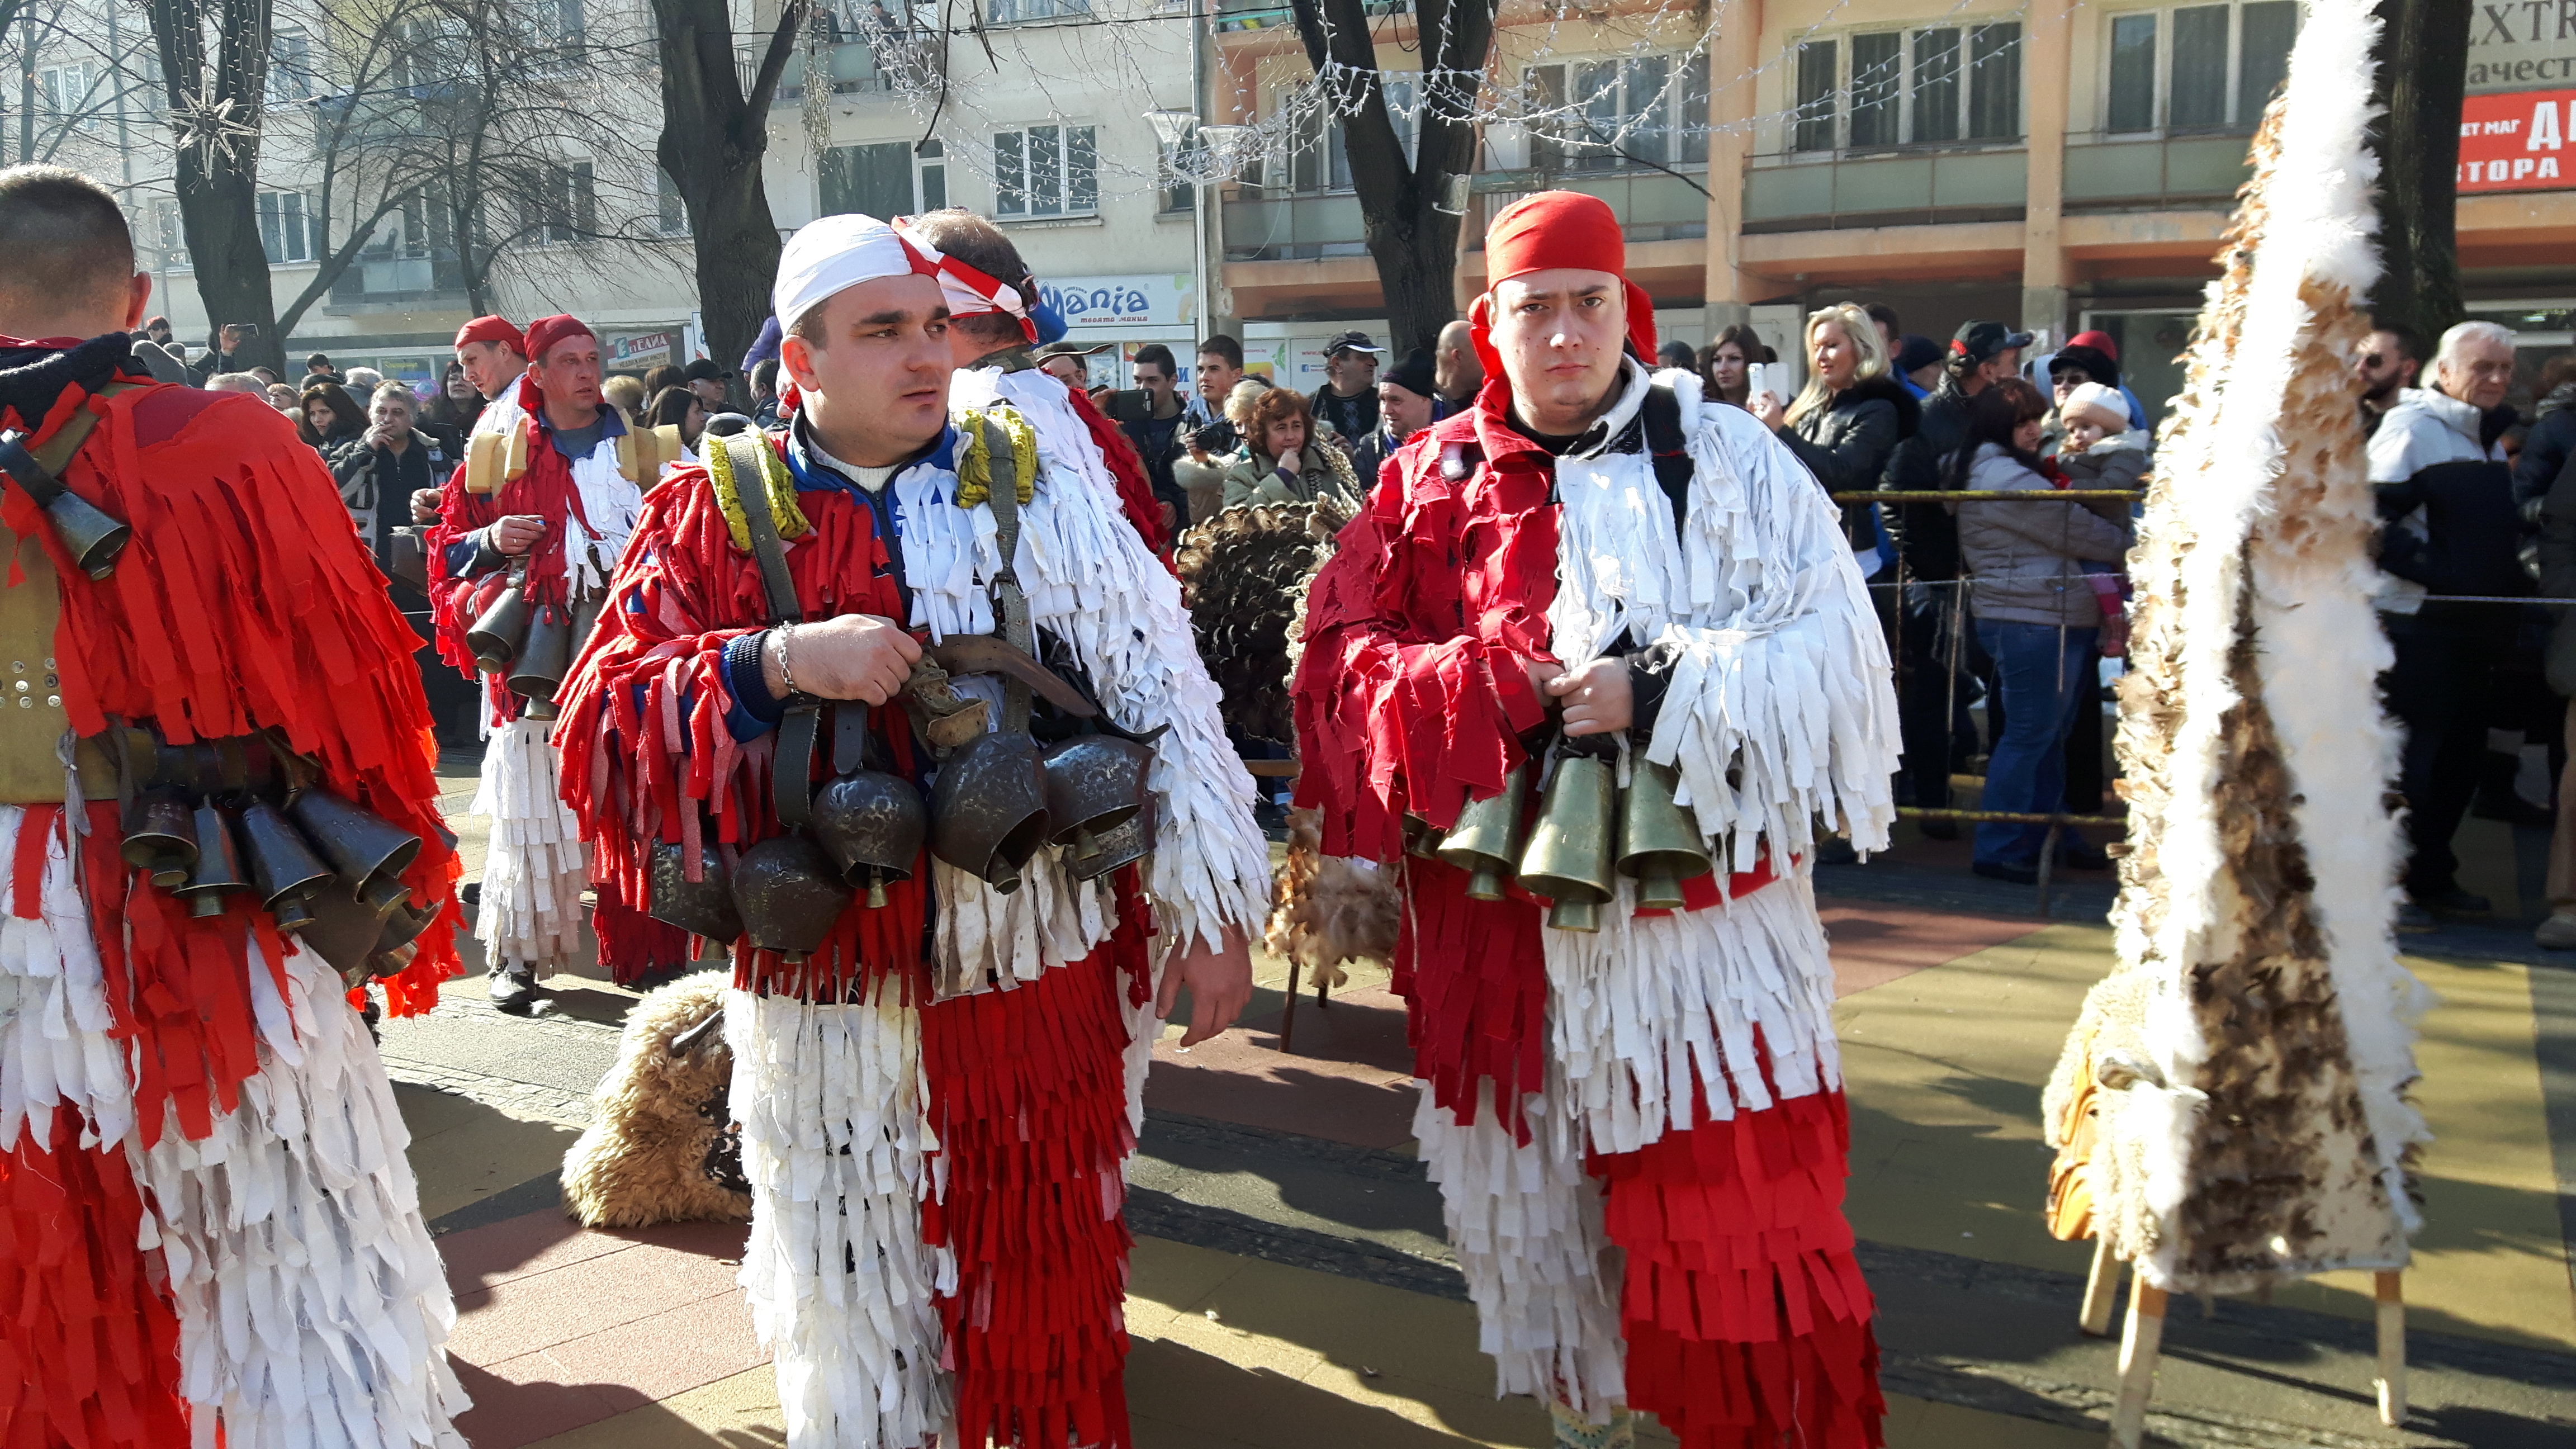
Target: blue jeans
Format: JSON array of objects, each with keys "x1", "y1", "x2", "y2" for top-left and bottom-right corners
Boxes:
[{"x1": 1974, "y1": 619, "x2": 2099, "y2": 866}]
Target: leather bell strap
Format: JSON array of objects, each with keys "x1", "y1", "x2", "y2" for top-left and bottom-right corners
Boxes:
[
  {"x1": 977, "y1": 415, "x2": 1035, "y2": 736},
  {"x1": 722, "y1": 433, "x2": 822, "y2": 832}
]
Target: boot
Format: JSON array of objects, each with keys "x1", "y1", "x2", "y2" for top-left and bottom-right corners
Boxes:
[
  {"x1": 360, "y1": 993, "x2": 382, "y2": 1046},
  {"x1": 489, "y1": 960, "x2": 544, "y2": 1016}
]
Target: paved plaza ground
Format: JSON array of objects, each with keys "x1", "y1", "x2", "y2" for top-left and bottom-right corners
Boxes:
[{"x1": 390, "y1": 754, "x2": 2576, "y2": 1446}]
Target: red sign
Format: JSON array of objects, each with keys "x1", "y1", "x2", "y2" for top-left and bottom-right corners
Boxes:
[{"x1": 2459, "y1": 89, "x2": 2576, "y2": 191}]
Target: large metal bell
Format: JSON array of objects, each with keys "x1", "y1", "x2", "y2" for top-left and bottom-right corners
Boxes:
[
  {"x1": 1435, "y1": 764, "x2": 1531, "y2": 902},
  {"x1": 299, "y1": 882, "x2": 406, "y2": 986},
  {"x1": 732, "y1": 835, "x2": 851, "y2": 962},
  {"x1": 466, "y1": 567, "x2": 534, "y2": 674},
  {"x1": 173, "y1": 803, "x2": 252, "y2": 918},
  {"x1": 509, "y1": 602, "x2": 574, "y2": 716},
  {"x1": 0, "y1": 433, "x2": 131, "y2": 579},
  {"x1": 238, "y1": 801, "x2": 333, "y2": 935},
  {"x1": 1616, "y1": 759, "x2": 1713, "y2": 912},
  {"x1": 813, "y1": 770, "x2": 927, "y2": 908},
  {"x1": 930, "y1": 731, "x2": 1052, "y2": 894},
  {"x1": 1517, "y1": 753, "x2": 1617, "y2": 932},
  {"x1": 648, "y1": 838, "x2": 744, "y2": 943},
  {"x1": 1040, "y1": 735, "x2": 1152, "y2": 862},
  {"x1": 1066, "y1": 792, "x2": 1156, "y2": 883},
  {"x1": 289, "y1": 788, "x2": 422, "y2": 899},
  {"x1": 121, "y1": 789, "x2": 197, "y2": 889}
]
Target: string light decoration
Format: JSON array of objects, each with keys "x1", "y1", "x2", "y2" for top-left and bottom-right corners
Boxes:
[{"x1": 797, "y1": 0, "x2": 2031, "y2": 209}]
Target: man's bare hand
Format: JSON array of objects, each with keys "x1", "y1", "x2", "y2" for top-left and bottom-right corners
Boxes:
[
  {"x1": 411, "y1": 488, "x2": 443, "y2": 523},
  {"x1": 760, "y1": 614, "x2": 921, "y2": 703},
  {"x1": 489, "y1": 514, "x2": 547, "y2": 556},
  {"x1": 1549, "y1": 657, "x2": 1633, "y2": 736},
  {"x1": 1156, "y1": 926, "x2": 1253, "y2": 1048}
]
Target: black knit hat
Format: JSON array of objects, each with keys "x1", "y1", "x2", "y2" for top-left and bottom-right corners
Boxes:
[{"x1": 1381, "y1": 347, "x2": 1437, "y2": 399}]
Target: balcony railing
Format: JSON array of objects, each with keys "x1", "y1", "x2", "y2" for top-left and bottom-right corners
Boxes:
[
  {"x1": 1215, "y1": 0, "x2": 1405, "y2": 32},
  {"x1": 771, "y1": 28, "x2": 944, "y2": 104},
  {"x1": 328, "y1": 247, "x2": 466, "y2": 310},
  {"x1": 1225, "y1": 167, "x2": 1705, "y2": 263},
  {"x1": 1470, "y1": 169, "x2": 1708, "y2": 247},
  {"x1": 1742, "y1": 146, "x2": 2028, "y2": 231},
  {"x1": 2060, "y1": 132, "x2": 2255, "y2": 211}
]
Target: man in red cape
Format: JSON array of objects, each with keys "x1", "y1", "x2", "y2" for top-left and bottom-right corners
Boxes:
[
  {"x1": 1292, "y1": 191, "x2": 1902, "y2": 1448},
  {"x1": 425, "y1": 314, "x2": 667, "y2": 1008},
  {"x1": 552, "y1": 211, "x2": 1266, "y2": 1448},
  {"x1": 0, "y1": 165, "x2": 467, "y2": 1446}
]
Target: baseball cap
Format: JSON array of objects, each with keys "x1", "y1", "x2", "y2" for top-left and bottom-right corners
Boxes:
[
  {"x1": 1949, "y1": 320, "x2": 2035, "y2": 364},
  {"x1": 1323, "y1": 329, "x2": 1385, "y2": 358},
  {"x1": 683, "y1": 358, "x2": 733, "y2": 382}
]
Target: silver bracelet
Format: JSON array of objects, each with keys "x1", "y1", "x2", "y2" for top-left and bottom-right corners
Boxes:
[{"x1": 772, "y1": 621, "x2": 797, "y2": 697}]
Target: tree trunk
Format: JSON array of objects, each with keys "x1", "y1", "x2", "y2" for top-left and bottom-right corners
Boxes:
[
  {"x1": 1289, "y1": 0, "x2": 1495, "y2": 356},
  {"x1": 2367, "y1": 0, "x2": 2471, "y2": 344},
  {"x1": 653, "y1": 0, "x2": 802, "y2": 406},
  {"x1": 144, "y1": 0, "x2": 285, "y2": 375}
]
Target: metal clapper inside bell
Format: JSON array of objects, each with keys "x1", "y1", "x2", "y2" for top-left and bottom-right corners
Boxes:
[
  {"x1": 811, "y1": 703, "x2": 927, "y2": 909},
  {"x1": 1617, "y1": 757, "x2": 1712, "y2": 911},
  {"x1": 1041, "y1": 730, "x2": 1152, "y2": 868},
  {"x1": 1517, "y1": 741, "x2": 1618, "y2": 932},
  {"x1": 1436, "y1": 761, "x2": 1531, "y2": 902}
]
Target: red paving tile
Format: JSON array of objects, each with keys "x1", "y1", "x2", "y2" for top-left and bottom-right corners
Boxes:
[
  {"x1": 451, "y1": 1356, "x2": 654, "y2": 1449},
  {"x1": 1147, "y1": 984, "x2": 1418, "y2": 1149},
  {"x1": 1816, "y1": 898, "x2": 2048, "y2": 997},
  {"x1": 447, "y1": 1211, "x2": 751, "y2": 1367}
]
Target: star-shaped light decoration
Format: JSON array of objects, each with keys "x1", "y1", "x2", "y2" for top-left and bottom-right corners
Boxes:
[{"x1": 168, "y1": 94, "x2": 262, "y2": 165}]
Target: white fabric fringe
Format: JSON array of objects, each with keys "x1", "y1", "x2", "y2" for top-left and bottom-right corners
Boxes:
[
  {"x1": 471, "y1": 715, "x2": 586, "y2": 969},
  {"x1": 130, "y1": 941, "x2": 468, "y2": 1449},
  {"x1": 1547, "y1": 365, "x2": 1900, "y2": 868},
  {"x1": 1413, "y1": 1078, "x2": 1626, "y2": 1419},
  {"x1": 1546, "y1": 869, "x2": 1844, "y2": 1156},
  {"x1": 901, "y1": 369, "x2": 1272, "y2": 959},
  {"x1": 728, "y1": 986, "x2": 948, "y2": 1449},
  {"x1": 927, "y1": 851, "x2": 1112, "y2": 1001},
  {"x1": 0, "y1": 804, "x2": 134, "y2": 1151}
]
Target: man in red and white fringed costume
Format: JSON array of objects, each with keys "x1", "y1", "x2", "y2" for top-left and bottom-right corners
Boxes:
[
  {"x1": 0, "y1": 165, "x2": 468, "y2": 1446},
  {"x1": 1293, "y1": 190, "x2": 1900, "y2": 1448},
  {"x1": 427, "y1": 315, "x2": 657, "y2": 1011},
  {"x1": 552, "y1": 211, "x2": 1266, "y2": 1449}
]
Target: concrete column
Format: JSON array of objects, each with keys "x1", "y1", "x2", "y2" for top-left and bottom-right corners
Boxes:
[
  {"x1": 1702, "y1": 0, "x2": 1764, "y2": 321},
  {"x1": 2021, "y1": 0, "x2": 2076, "y2": 341}
]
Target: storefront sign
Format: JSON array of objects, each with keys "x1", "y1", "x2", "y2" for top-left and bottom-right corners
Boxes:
[
  {"x1": 2469, "y1": 7, "x2": 2576, "y2": 93},
  {"x1": 2459, "y1": 88, "x2": 2576, "y2": 190},
  {"x1": 607, "y1": 331, "x2": 677, "y2": 364},
  {"x1": 1039, "y1": 274, "x2": 1196, "y2": 330}
]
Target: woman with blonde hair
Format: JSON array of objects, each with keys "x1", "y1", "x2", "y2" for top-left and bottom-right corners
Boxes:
[
  {"x1": 1751, "y1": 300, "x2": 1915, "y2": 573},
  {"x1": 1221, "y1": 384, "x2": 1360, "y2": 510}
]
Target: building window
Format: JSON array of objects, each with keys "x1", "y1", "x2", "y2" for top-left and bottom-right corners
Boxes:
[
  {"x1": 1527, "y1": 56, "x2": 1708, "y2": 172},
  {"x1": 993, "y1": 125, "x2": 1096, "y2": 217},
  {"x1": 655, "y1": 167, "x2": 688, "y2": 234},
  {"x1": 917, "y1": 139, "x2": 947, "y2": 212},
  {"x1": 823, "y1": 141, "x2": 917, "y2": 217},
  {"x1": 1789, "y1": 25, "x2": 2023, "y2": 152},
  {"x1": 258, "y1": 191, "x2": 314, "y2": 264},
  {"x1": 526, "y1": 161, "x2": 596, "y2": 244},
  {"x1": 39, "y1": 63, "x2": 100, "y2": 131},
  {"x1": 1160, "y1": 130, "x2": 1202, "y2": 214},
  {"x1": 986, "y1": 0, "x2": 1090, "y2": 21},
  {"x1": 270, "y1": 29, "x2": 314, "y2": 103},
  {"x1": 2100, "y1": 3, "x2": 2298, "y2": 135}
]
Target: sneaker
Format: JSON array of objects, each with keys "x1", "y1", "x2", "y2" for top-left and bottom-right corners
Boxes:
[
  {"x1": 1916, "y1": 818, "x2": 1960, "y2": 842},
  {"x1": 2395, "y1": 902, "x2": 2439, "y2": 934},
  {"x1": 1973, "y1": 859, "x2": 2039, "y2": 886},
  {"x1": 2413, "y1": 886, "x2": 2493, "y2": 918},
  {"x1": 2536, "y1": 913, "x2": 2576, "y2": 949},
  {"x1": 488, "y1": 964, "x2": 544, "y2": 1016}
]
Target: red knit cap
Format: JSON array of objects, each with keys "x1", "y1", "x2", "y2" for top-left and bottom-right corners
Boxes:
[
  {"x1": 522, "y1": 314, "x2": 595, "y2": 366},
  {"x1": 1469, "y1": 191, "x2": 1658, "y2": 381},
  {"x1": 453, "y1": 315, "x2": 525, "y2": 354}
]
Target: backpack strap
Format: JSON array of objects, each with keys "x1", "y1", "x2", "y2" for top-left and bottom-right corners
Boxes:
[{"x1": 1639, "y1": 381, "x2": 1693, "y2": 532}]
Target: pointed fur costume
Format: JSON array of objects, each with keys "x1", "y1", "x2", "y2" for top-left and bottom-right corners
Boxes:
[{"x1": 2042, "y1": 0, "x2": 2431, "y2": 1296}]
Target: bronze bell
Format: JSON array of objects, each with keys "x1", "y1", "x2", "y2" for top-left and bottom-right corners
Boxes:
[
  {"x1": 509, "y1": 602, "x2": 575, "y2": 716},
  {"x1": 173, "y1": 803, "x2": 251, "y2": 918},
  {"x1": 467, "y1": 566, "x2": 534, "y2": 674},
  {"x1": 238, "y1": 800, "x2": 333, "y2": 934},
  {"x1": 930, "y1": 731, "x2": 1052, "y2": 894},
  {"x1": 648, "y1": 837, "x2": 744, "y2": 943},
  {"x1": 1517, "y1": 753, "x2": 1618, "y2": 932},
  {"x1": 1040, "y1": 735, "x2": 1152, "y2": 863},
  {"x1": 298, "y1": 882, "x2": 406, "y2": 985},
  {"x1": 570, "y1": 592, "x2": 606, "y2": 654},
  {"x1": 43, "y1": 491, "x2": 132, "y2": 581},
  {"x1": 121, "y1": 789, "x2": 197, "y2": 889},
  {"x1": 1401, "y1": 813, "x2": 1439, "y2": 860},
  {"x1": 813, "y1": 770, "x2": 927, "y2": 909},
  {"x1": 289, "y1": 788, "x2": 422, "y2": 901},
  {"x1": 1067, "y1": 792, "x2": 1155, "y2": 883},
  {"x1": 1435, "y1": 764, "x2": 1531, "y2": 902},
  {"x1": 732, "y1": 835, "x2": 851, "y2": 962},
  {"x1": 1617, "y1": 759, "x2": 1713, "y2": 912}
]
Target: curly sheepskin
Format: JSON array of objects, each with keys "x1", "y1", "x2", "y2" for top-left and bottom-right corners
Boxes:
[
  {"x1": 1265, "y1": 808, "x2": 1400, "y2": 992},
  {"x1": 560, "y1": 968, "x2": 751, "y2": 1228}
]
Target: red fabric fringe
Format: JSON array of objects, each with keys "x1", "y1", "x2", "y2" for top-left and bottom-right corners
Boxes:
[
  {"x1": 1590, "y1": 1068, "x2": 1884, "y2": 1449},
  {"x1": 1060, "y1": 386, "x2": 1170, "y2": 558},
  {"x1": 553, "y1": 449, "x2": 927, "y2": 1004},
  {"x1": 1389, "y1": 859, "x2": 1550, "y2": 1138},
  {"x1": 10, "y1": 383, "x2": 460, "y2": 1047},
  {"x1": 0, "y1": 1109, "x2": 188, "y2": 1448},
  {"x1": 589, "y1": 891, "x2": 695, "y2": 987},
  {"x1": 920, "y1": 903, "x2": 1146, "y2": 1449}
]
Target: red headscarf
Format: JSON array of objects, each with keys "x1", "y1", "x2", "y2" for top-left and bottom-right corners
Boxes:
[
  {"x1": 516, "y1": 315, "x2": 595, "y2": 413},
  {"x1": 454, "y1": 315, "x2": 525, "y2": 355},
  {"x1": 1467, "y1": 191, "x2": 1659, "y2": 384}
]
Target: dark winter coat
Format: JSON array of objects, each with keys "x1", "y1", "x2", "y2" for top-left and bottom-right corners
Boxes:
[
  {"x1": 1778, "y1": 373, "x2": 1917, "y2": 562},
  {"x1": 1881, "y1": 378, "x2": 1973, "y2": 579},
  {"x1": 2515, "y1": 382, "x2": 2576, "y2": 508}
]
